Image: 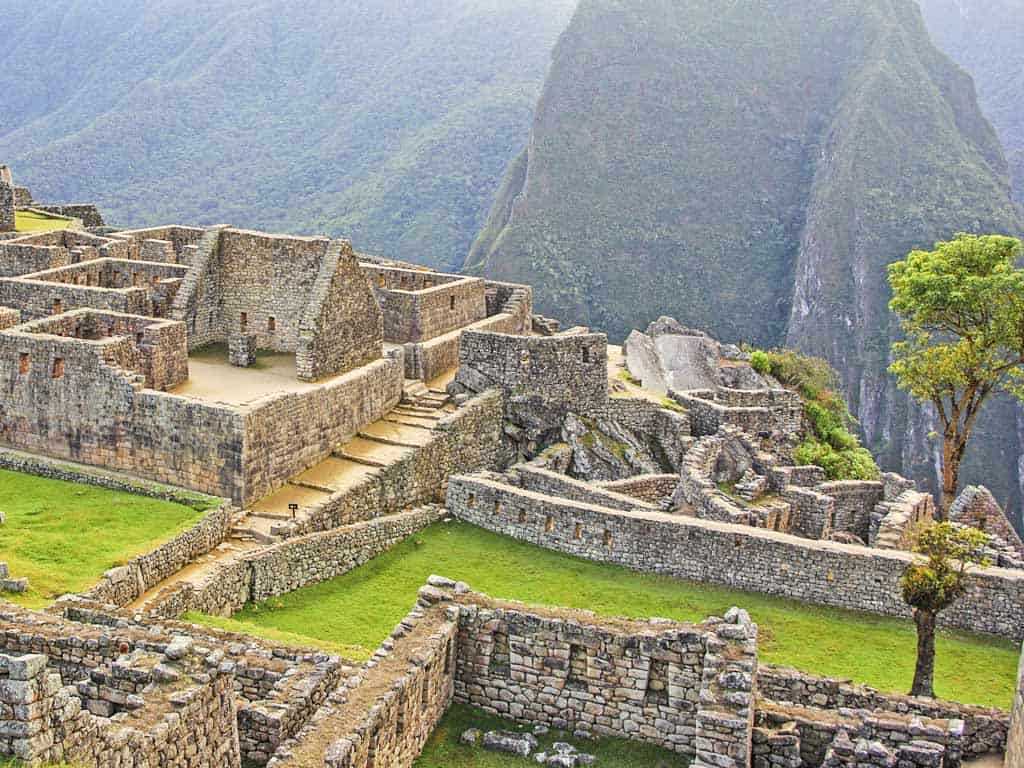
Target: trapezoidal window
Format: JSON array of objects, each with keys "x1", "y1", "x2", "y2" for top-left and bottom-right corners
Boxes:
[
  {"x1": 18, "y1": 353, "x2": 29, "y2": 375},
  {"x1": 267, "y1": 316, "x2": 276, "y2": 333},
  {"x1": 239, "y1": 312, "x2": 248, "y2": 331},
  {"x1": 52, "y1": 299, "x2": 62, "y2": 315},
  {"x1": 450, "y1": 295, "x2": 456, "y2": 310},
  {"x1": 566, "y1": 644, "x2": 587, "y2": 690},
  {"x1": 52, "y1": 357, "x2": 64, "y2": 379},
  {"x1": 644, "y1": 658, "x2": 669, "y2": 705},
  {"x1": 582, "y1": 346, "x2": 592, "y2": 363}
]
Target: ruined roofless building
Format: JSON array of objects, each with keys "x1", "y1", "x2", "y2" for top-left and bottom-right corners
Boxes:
[{"x1": 0, "y1": 166, "x2": 14, "y2": 232}]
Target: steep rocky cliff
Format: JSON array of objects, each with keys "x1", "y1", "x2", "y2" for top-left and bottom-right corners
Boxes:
[
  {"x1": 918, "y1": 0, "x2": 1024, "y2": 203},
  {"x1": 469, "y1": 0, "x2": 1024, "y2": 525}
]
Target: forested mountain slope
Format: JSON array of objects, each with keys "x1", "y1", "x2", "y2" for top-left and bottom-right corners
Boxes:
[
  {"x1": 469, "y1": 0, "x2": 1024, "y2": 525},
  {"x1": 919, "y1": 0, "x2": 1024, "y2": 203},
  {"x1": 0, "y1": 0, "x2": 575, "y2": 270}
]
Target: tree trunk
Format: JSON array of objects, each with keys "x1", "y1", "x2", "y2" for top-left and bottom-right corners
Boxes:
[
  {"x1": 910, "y1": 609, "x2": 937, "y2": 698},
  {"x1": 940, "y1": 438, "x2": 961, "y2": 518}
]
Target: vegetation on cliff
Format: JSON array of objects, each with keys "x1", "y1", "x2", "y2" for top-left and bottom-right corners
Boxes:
[
  {"x1": 754, "y1": 349, "x2": 879, "y2": 481},
  {"x1": 0, "y1": 0, "x2": 575, "y2": 271}
]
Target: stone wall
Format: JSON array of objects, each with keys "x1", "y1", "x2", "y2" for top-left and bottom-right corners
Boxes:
[
  {"x1": 816, "y1": 481, "x2": 885, "y2": 543},
  {"x1": 871, "y1": 490, "x2": 935, "y2": 549},
  {"x1": 0, "y1": 649, "x2": 240, "y2": 768},
  {"x1": 0, "y1": 166, "x2": 13, "y2": 232},
  {"x1": 0, "y1": 310, "x2": 246, "y2": 500},
  {"x1": 291, "y1": 389, "x2": 509, "y2": 535},
  {"x1": 455, "y1": 329, "x2": 609, "y2": 440},
  {"x1": 32, "y1": 204, "x2": 105, "y2": 227},
  {"x1": 295, "y1": 240, "x2": 383, "y2": 381},
  {"x1": 758, "y1": 664, "x2": 1007, "y2": 758},
  {"x1": 240, "y1": 354, "x2": 403, "y2": 504},
  {"x1": 506, "y1": 463, "x2": 659, "y2": 511},
  {"x1": 147, "y1": 507, "x2": 444, "y2": 619},
  {"x1": 597, "y1": 473, "x2": 680, "y2": 504},
  {"x1": 1008, "y1": 644, "x2": 1024, "y2": 768},
  {"x1": 605, "y1": 396, "x2": 693, "y2": 472},
  {"x1": 171, "y1": 230, "x2": 382, "y2": 374},
  {"x1": 0, "y1": 602, "x2": 343, "y2": 767},
  {"x1": 268, "y1": 588, "x2": 458, "y2": 768},
  {"x1": 446, "y1": 475, "x2": 1024, "y2": 640},
  {"x1": 80, "y1": 501, "x2": 234, "y2": 607},
  {"x1": 364, "y1": 265, "x2": 487, "y2": 343},
  {"x1": 0, "y1": 258, "x2": 187, "y2": 321}
]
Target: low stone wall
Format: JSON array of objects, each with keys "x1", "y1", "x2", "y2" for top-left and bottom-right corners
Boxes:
[
  {"x1": 446, "y1": 475, "x2": 1024, "y2": 640},
  {"x1": 151, "y1": 507, "x2": 444, "y2": 619},
  {"x1": 80, "y1": 501, "x2": 234, "y2": 607},
  {"x1": 1008, "y1": 644, "x2": 1024, "y2": 767},
  {"x1": 597, "y1": 473, "x2": 680, "y2": 504},
  {"x1": 0, "y1": 648, "x2": 240, "y2": 768},
  {"x1": 758, "y1": 665, "x2": 1007, "y2": 757},
  {"x1": 507, "y1": 463, "x2": 658, "y2": 511},
  {"x1": 0, "y1": 447, "x2": 220, "y2": 507},
  {"x1": 268, "y1": 588, "x2": 459, "y2": 768}
]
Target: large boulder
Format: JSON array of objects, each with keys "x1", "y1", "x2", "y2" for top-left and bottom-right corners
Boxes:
[{"x1": 623, "y1": 316, "x2": 720, "y2": 393}]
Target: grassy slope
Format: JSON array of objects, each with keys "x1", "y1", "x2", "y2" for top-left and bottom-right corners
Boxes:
[
  {"x1": 14, "y1": 210, "x2": 70, "y2": 232},
  {"x1": 188, "y1": 521, "x2": 1018, "y2": 709},
  {"x1": 415, "y1": 703, "x2": 689, "y2": 768},
  {"x1": 0, "y1": 0, "x2": 575, "y2": 271},
  {"x1": 0, "y1": 469, "x2": 208, "y2": 607}
]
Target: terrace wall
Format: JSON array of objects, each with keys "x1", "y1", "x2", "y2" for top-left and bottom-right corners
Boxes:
[{"x1": 446, "y1": 475, "x2": 1024, "y2": 641}]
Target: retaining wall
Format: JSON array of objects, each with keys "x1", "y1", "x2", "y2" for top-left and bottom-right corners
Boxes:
[{"x1": 446, "y1": 475, "x2": 1024, "y2": 641}]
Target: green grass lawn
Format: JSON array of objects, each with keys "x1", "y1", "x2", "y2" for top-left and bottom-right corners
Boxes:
[
  {"x1": 0, "y1": 469, "x2": 213, "y2": 607},
  {"x1": 14, "y1": 210, "x2": 71, "y2": 233},
  {"x1": 414, "y1": 704, "x2": 689, "y2": 768},
  {"x1": 187, "y1": 521, "x2": 1019, "y2": 709}
]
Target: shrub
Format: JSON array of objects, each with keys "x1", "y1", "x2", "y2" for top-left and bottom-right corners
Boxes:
[
  {"x1": 750, "y1": 349, "x2": 771, "y2": 375},
  {"x1": 794, "y1": 439, "x2": 880, "y2": 481}
]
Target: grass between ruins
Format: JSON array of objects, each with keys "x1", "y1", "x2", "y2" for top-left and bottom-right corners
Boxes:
[
  {"x1": 413, "y1": 703, "x2": 690, "y2": 767},
  {"x1": 187, "y1": 521, "x2": 1018, "y2": 709},
  {"x1": 0, "y1": 469, "x2": 213, "y2": 607},
  {"x1": 13, "y1": 210, "x2": 71, "y2": 232}
]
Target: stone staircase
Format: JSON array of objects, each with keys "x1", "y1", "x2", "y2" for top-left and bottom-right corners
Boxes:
[{"x1": 227, "y1": 388, "x2": 453, "y2": 544}]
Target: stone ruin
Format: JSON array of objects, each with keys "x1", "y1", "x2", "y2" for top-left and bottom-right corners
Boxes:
[
  {"x1": 0, "y1": 185, "x2": 1022, "y2": 767},
  {"x1": 0, "y1": 165, "x2": 104, "y2": 235}
]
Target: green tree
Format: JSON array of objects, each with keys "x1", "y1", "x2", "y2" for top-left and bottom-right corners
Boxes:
[
  {"x1": 888, "y1": 233, "x2": 1024, "y2": 514},
  {"x1": 900, "y1": 522, "x2": 990, "y2": 698}
]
